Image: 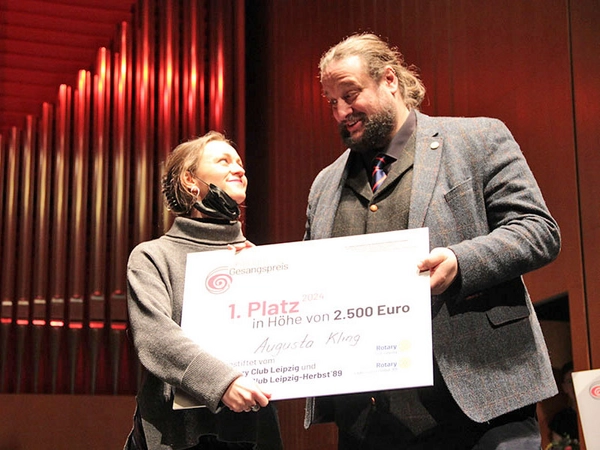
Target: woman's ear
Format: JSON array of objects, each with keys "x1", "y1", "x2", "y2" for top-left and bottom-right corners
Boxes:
[{"x1": 182, "y1": 171, "x2": 196, "y2": 192}]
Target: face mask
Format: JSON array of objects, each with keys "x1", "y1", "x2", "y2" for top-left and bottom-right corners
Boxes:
[{"x1": 193, "y1": 182, "x2": 240, "y2": 221}]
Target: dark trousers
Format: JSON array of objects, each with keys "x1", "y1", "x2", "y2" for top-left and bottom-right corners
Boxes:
[
  {"x1": 124, "y1": 407, "x2": 255, "y2": 450},
  {"x1": 338, "y1": 403, "x2": 540, "y2": 450},
  {"x1": 334, "y1": 361, "x2": 541, "y2": 450},
  {"x1": 126, "y1": 432, "x2": 255, "y2": 450},
  {"x1": 188, "y1": 435, "x2": 255, "y2": 450}
]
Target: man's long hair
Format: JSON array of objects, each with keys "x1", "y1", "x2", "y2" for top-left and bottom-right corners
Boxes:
[{"x1": 319, "y1": 33, "x2": 426, "y2": 110}]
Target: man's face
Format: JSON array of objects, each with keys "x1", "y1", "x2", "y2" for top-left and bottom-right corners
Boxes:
[{"x1": 321, "y1": 55, "x2": 398, "y2": 153}]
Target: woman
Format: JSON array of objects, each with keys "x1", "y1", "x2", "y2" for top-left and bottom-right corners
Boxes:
[{"x1": 125, "y1": 131, "x2": 283, "y2": 450}]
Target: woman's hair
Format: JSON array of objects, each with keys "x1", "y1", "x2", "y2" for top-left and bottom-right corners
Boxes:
[
  {"x1": 161, "y1": 131, "x2": 231, "y2": 216},
  {"x1": 319, "y1": 32, "x2": 426, "y2": 110}
]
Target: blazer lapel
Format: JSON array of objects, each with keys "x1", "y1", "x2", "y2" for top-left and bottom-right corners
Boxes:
[
  {"x1": 409, "y1": 111, "x2": 443, "y2": 229},
  {"x1": 311, "y1": 150, "x2": 351, "y2": 240}
]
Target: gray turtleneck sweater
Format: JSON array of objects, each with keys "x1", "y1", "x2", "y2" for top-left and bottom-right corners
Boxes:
[{"x1": 126, "y1": 217, "x2": 282, "y2": 450}]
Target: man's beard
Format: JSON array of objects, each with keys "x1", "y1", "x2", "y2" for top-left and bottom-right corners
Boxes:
[{"x1": 339, "y1": 106, "x2": 397, "y2": 153}]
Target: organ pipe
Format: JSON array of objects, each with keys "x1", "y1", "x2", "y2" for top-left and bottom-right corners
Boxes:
[{"x1": 0, "y1": 0, "x2": 243, "y2": 395}]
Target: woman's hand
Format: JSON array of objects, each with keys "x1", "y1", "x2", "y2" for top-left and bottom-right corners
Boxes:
[
  {"x1": 221, "y1": 375, "x2": 271, "y2": 413},
  {"x1": 227, "y1": 240, "x2": 255, "y2": 253}
]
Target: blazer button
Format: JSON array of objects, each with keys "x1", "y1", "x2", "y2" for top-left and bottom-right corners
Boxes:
[
  {"x1": 371, "y1": 396, "x2": 376, "y2": 405},
  {"x1": 369, "y1": 204, "x2": 378, "y2": 212}
]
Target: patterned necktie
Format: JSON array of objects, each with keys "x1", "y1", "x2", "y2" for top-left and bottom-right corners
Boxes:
[{"x1": 371, "y1": 153, "x2": 390, "y2": 192}]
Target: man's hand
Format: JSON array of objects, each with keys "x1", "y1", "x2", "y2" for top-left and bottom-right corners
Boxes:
[{"x1": 417, "y1": 247, "x2": 458, "y2": 295}]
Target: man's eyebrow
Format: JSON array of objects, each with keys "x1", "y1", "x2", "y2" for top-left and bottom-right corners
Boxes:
[
  {"x1": 337, "y1": 80, "x2": 359, "y2": 88},
  {"x1": 322, "y1": 81, "x2": 359, "y2": 97}
]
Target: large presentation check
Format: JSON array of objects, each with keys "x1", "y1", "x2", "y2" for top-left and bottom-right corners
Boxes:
[{"x1": 176, "y1": 228, "x2": 433, "y2": 408}]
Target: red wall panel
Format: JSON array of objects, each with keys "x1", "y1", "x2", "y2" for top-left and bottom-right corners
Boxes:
[{"x1": 571, "y1": 0, "x2": 600, "y2": 368}]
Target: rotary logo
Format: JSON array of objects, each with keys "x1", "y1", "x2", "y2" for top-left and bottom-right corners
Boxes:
[
  {"x1": 205, "y1": 266, "x2": 232, "y2": 294},
  {"x1": 590, "y1": 378, "x2": 600, "y2": 400}
]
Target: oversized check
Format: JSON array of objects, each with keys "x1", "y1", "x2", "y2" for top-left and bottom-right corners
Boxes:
[{"x1": 177, "y1": 228, "x2": 432, "y2": 407}]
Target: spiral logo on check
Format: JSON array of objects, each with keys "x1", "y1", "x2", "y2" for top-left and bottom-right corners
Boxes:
[
  {"x1": 205, "y1": 267, "x2": 232, "y2": 294},
  {"x1": 590, "y1": 379, "x2": 600, "y2": 400}
]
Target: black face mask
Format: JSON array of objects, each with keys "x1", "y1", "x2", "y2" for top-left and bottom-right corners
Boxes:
[{"x1": 193, "y1": 183, "x2": 240, "y2": 221}]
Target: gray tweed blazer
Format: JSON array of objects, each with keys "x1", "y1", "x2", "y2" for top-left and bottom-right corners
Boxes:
[{"x1": 304, "y1": 111, "x2": 561, "y2": 425}]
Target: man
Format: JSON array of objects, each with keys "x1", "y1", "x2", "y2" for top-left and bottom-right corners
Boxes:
[{"x1": 303, "y1": 33, "x2": 561, "y2": 449}]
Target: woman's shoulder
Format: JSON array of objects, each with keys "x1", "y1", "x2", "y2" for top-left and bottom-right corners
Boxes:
[{"x1": 127, "y1": 235, "x2": 172, "y2": 267}]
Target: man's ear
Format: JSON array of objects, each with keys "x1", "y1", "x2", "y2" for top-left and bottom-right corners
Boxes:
[{"x1": 382, "y1": 65, "x2": 398, "y2": 92}]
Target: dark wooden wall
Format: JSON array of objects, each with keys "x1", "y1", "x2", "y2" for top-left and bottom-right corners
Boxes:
[
  {"x1": 571, "y1": 0, "x2": 600, "y2": 380},
  {"x1": 244, "y1": 1, "x2": 599, "y2": 448}
]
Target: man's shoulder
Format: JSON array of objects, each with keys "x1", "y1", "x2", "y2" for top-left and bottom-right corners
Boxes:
[
  {"x1": 314, "y1": 149, "x2": 350, "y2": 179},
  {"x1": 416, "y1": 111, "x2": 506, "y2": 133}
]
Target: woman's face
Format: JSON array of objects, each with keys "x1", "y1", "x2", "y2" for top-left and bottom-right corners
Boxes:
[{"x1": 194, "y1": 140, "x2": 247, "y2": 204}]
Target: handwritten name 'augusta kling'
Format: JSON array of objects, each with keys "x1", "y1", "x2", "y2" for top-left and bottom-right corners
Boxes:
[{"x1": 254, "y1": 334, "x2": 314, "y2": 356}]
